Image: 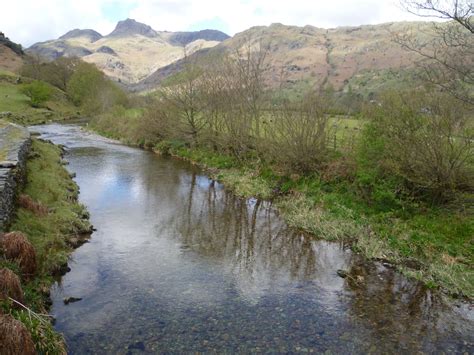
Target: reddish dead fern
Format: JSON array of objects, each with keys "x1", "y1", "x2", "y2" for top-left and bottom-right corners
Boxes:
[
  {"x1": 0, "y1": 268, "x2": 24, "y2": 307},
  {"x1": 0, "y1": 232, "x2": 37, "y2": 277},
  {"x1": 0, "y1": 314, "x2": 36, "y2": 355}
]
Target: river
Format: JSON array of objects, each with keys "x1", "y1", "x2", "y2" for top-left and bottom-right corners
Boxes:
[{"x1": 31, "y1": 123, "x2": 473, "y2": 354}]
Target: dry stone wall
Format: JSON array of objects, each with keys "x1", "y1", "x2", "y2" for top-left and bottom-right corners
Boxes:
[{"x1": 0, "y1": 122, "x2": 30, "y2": 231}]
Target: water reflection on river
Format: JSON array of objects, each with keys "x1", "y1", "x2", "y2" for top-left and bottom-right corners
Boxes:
[{"x1": 31, "y1": 124, "x2": 473, "y2": 354}]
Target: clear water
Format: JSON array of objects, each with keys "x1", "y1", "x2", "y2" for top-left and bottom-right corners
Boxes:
[{"x1": 32, "y1": 124, "x2": 473, "y2": 354}]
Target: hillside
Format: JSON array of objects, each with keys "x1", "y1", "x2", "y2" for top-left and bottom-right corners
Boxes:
[
  {"x1": 134, "y1": 21, "x2": 433, "y2": 94},
  {"x1": 27, "y1": 19, "x2": 230, "y2": 84},
  {"x1": 0, "y1": 32, "x2": 24, "y2": 74}
]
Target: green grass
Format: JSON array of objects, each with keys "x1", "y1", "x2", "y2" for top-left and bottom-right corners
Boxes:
[
  {"x1": 1, "y1": 139, "x2": 91, "y2": 354},
  {"x1": 89, "y1": 106, "x2": 148, "y2": 145},
  {"x1": 163, "y1": 144, "x2": 274, "y2": 199},
  {"x1": 328, "y1": 116, "x2": 363, "y2": 149},
  {"x1": 0, "y1": 81, "x2": 78, "y2": 125},
  {"x1": 11, "y1": 140, "x2": 91, "y2": 276},
  {"x1": 0, "y1": 82, "x2": 31, "y2": 112},
  {"x1": 275, "y1": 175, "x2": 474, "y2": 297}
]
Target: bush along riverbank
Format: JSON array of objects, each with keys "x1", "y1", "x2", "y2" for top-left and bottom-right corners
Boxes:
[
  {"x1": 86, "y1": 46, "x2": 472, "y2": 300},
  {"x1": 0, "y1": 138, "x2": 92, "y2": 354},
  {"x1": 150, "y1": 140, "x2": 473, "y2": 301}
]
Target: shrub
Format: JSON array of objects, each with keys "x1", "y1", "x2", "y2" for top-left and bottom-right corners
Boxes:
[
  {"x1": 20, "y1": 81, "x2": 52, "y2": 108},
  {"x1": 67, "y1": 62, "x2": 128, "y2": 114},
  {"x1": 361, "y1": 89, "x2": 473, "y2": 203},
  {"x1": 264, "y1": 93, "x2": 331, "y2": 173}
]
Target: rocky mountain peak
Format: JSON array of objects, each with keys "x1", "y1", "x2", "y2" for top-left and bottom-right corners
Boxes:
[
  {"x1": 108, "y1": 18, "x2": 158, "y2": 38},
  {"x1": 168, "y1": 29, "x2": 230, "y2": 46},
  {"x1": 59, "y1": 29, "x2": 103, "y2": 42}
]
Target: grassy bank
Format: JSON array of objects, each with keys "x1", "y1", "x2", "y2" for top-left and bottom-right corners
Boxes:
[
  {"x1": 154, "y1": 142, "x2": 473, "y2": 299},
  {"x1": 0, "y1": 72, "x2": 79, "y2": 126},
  {"x1": 1, "y1": 139, "x2": 91, "y2": 353}
]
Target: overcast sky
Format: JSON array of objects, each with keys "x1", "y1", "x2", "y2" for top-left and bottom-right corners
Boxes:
[{"x1": 2, "y1": 0, "x2": 429, "y2": 47}]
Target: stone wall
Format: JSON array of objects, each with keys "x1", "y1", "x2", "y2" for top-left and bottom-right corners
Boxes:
[{"x1": 0, "y1": 122, "x2": 31, "y2": 232}]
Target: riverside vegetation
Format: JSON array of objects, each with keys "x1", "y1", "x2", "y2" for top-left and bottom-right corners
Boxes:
[
  {"x1": 0, "y1": 63, "x2": 93, "y2": 352},
  {"x1": 89, "y1": 37, "x2": 473, "y2": 297},
  {"x1": 11, "y1": 15, "x2": 471, "y2": 299},
  {"x1": 1, "y1": 136, "x2": 91, "y2": 353},
  {"x1": 0, "y1": 7, "x2": 472, "y2": 352}
]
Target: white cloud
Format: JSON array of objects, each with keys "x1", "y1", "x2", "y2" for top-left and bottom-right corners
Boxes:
[{"x1": 1, "y1": 0, "x2": 427, "y2": 47}]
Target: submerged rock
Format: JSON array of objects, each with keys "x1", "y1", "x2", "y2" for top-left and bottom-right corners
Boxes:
[
  {"x1": 337, "y1": 269, "x2": 348, "y2": 278},
  {"x1": 63, "y1": 296, "x2": 82, "y2": 305}
]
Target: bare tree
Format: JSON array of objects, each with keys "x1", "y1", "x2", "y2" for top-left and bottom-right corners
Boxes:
[
  {"x1": 397, "y1": 0, "x2": 473, "y2": 105},
  {"x1": 264, "y1": 92, "x2": 331, "y2": 173},
  {"x1": 159, "y1": 51, "x2": 207, "y2": 145},
  {"x1": 402, "y1": 0, "x2": 473, "y2": 32}
]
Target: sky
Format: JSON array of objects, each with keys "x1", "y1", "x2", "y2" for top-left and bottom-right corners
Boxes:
[{"x1": 2, "y1": 0, "x2": 428, "y2": 47}]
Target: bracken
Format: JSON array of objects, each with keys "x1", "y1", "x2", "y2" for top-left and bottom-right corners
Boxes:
[
  {"x1": 0, "y1": 314, "x2": 36, "y2": 355},
  {"x1": 18, "y1": 194, "x2": 48, "y2": 217},
  {"x1": 0, "y1": 268, "x2": 24, "y2": 306},
  {"x1": 0, "y1": 232, "x2": 37, "y2": 277}
]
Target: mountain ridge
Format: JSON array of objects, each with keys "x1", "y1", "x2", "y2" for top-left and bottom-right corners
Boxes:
[
  {"x1": 59, "y1": 29, "x2": 103, "y2": 42},
  {"x1": 27, "y1": 19, "x2": 440, "y2": 92},
  {"x1": 131, "y1": 21, "x2": 431, "y2": 93},
  {"x1": 26, "y1": 19, "x2": 230, "y2": 84}
]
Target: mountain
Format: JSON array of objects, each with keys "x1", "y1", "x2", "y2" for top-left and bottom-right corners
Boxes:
[
  {"x1": 27, "y1": 19, "x2": 230, "y2": 84},
  {"x1": 107, "y1": 18, "x2": 158, "y2": 38},
  {"x1": 169, "y1": 30, "x2": 230, "y2": 46},
  {"x1": 0, "y1": 32, "x2": 24, "y2": 73},
  {"x1": 59, "y1": 29, "x2": 103, "y2": 42},
  {"x1": 134, "y1": 21, "x2": 433, "y2": 94}
]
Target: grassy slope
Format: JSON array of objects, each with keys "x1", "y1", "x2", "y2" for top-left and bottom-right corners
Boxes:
[
  {"x1": 0, "y1": 72, "x2": 78, "y2": 125},
  {"x1": 2, "y1": 139, "x2": 91, "y2": 354}
]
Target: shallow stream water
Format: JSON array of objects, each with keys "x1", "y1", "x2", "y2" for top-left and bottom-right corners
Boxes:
[{"x1": 32, "y1": 123, "x2": 473, "y2": 354}]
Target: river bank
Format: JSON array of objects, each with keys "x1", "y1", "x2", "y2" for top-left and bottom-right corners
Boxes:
[
  {"x1": 29, "y1": 123, "x2": 473, "y2": 353},
  {"x1": 1, "y1": 138, "x2": 91, "y2": 353},
  {"x1": 88, "y1": 117, "x2": 474, "y2": 299},
  {"x1": 147, "y1": 141, "x2": 472, "y2": 300}
]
